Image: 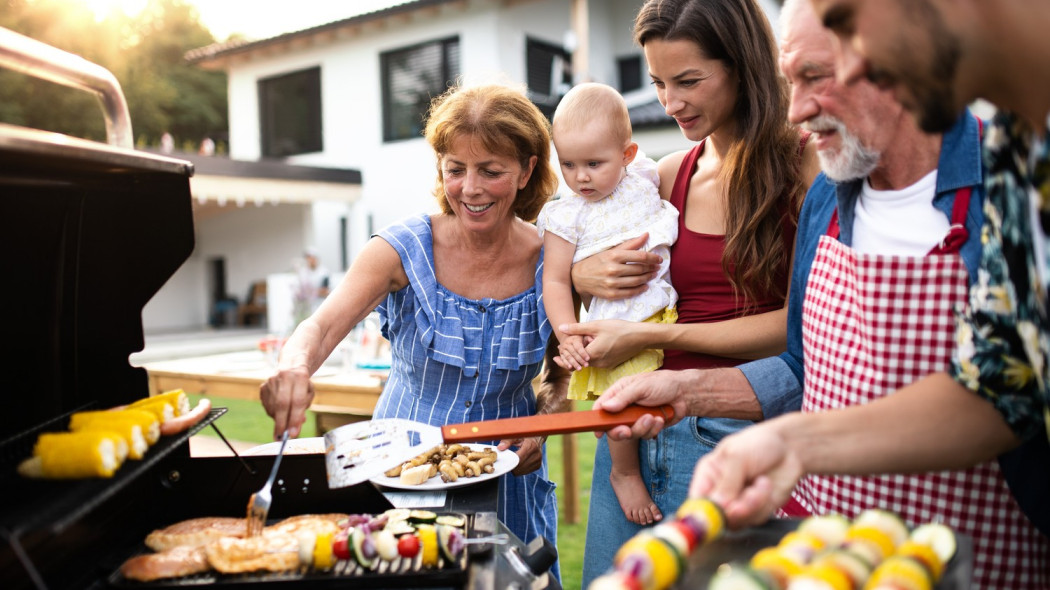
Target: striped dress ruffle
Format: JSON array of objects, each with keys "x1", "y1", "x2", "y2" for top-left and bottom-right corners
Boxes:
[{"x1": 372, "y1": 215, "x2": 560, "y2": 577}]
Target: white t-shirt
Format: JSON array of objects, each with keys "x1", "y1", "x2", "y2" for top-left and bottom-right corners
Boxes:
[{"x1": 851, "y1": 170, "x2": 946, "y2": 256}]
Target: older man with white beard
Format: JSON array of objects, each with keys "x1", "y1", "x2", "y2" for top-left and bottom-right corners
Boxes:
[
  {"x1": 738, "y1": 8, "x2": 1049, "y2": 583},
  {"x1": 592, "y1": 0, "x2": 987, "y2": 515}
]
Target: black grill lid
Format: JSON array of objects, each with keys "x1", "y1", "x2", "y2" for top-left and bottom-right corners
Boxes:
[{"x1": 0, "y1": 124, "x2": 195, "y2": 439}]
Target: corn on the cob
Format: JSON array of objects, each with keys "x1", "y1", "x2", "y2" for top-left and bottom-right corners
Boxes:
[
  {"x1": 18, "y1": 431, "x2": 125, "y2": 478},
  {"x1": 129, "y1": 389, "x2": 189, "y2": 417},
  {"x1": 69, "y1": 409, "x2": 158, "y2": 458},
  {"x1": 127, "y1": 398, "x2": 175, "y2": 424}
]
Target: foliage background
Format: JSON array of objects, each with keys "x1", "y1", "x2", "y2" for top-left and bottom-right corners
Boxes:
[{"x1": 0, "y1": 0, "x2": 229, "y2": 151}]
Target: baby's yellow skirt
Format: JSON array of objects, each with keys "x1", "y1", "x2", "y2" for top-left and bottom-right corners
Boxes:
[{"x1": 567, "y1": 307, "x2": 678, "y2": 401}]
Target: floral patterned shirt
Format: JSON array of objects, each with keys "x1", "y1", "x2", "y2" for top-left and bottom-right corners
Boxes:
[{"x1": 951, "y1": 111, "x2": 1050, "y2": 442}]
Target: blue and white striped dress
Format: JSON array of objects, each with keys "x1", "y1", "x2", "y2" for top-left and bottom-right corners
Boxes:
[{"x1": 373, "y1": 214, "x2": 560, "y2": 574}]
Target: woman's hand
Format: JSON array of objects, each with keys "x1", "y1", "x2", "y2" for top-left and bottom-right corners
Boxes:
[
  {"x1": 259, "y1": 365, "x2": 315, "y2": 439},
  {"x1": 498, "y1": 436, "x2": 546, "y2": 475},
  {"x1": 571, "y1": 234, "x2": 662, "y2": 301},
  {"x1": 556, "y1": 319, "x2": 644, "y2": 368}
]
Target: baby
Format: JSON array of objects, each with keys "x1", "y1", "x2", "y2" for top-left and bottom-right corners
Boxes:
[{"x1": 536, "y1": 82, "x2": 678, "y2": 524}]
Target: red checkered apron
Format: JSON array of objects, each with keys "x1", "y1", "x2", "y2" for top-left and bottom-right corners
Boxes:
[{"x1": 792, "y1": 187, "x2": 1050, "y2": 589}]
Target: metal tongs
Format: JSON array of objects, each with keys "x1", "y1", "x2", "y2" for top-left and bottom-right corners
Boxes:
[
  {"x1": 246, "y1": 429, "x2": 289, "y2": 536},
  {"x1": 465, "y1": 533, "x2": 509, "y2": 546}
]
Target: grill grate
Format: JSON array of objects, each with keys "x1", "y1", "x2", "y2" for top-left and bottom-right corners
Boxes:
[
  {"x1": 0, "y1": 408, "x2": 227, "y2": 536},
  {"x1": 108, "y1": 553, "x2": 469, "y2": 588},
  {"x1": 107, "y1": 514, "x2": 473, "y2": 589}
]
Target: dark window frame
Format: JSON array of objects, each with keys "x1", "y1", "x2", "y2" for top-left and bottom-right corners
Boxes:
[
  {"x1": 617, "y1": 54, "x2": 644, "y2": 93},
  {"x1": 258, "y1": 67, "x2": 323, "y2": 158},
  {"x1": 380, "y1": 36, "x2": 460, "y2": 143},
  {"x1": 525, "y1": 36, "x2": 572, "y2": 120}
]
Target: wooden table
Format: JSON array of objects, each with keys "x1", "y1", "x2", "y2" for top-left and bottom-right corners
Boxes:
[
  {"x1": 141, "y1": 350, "x2": 386, "y2": 430},
  {"x1": 141, "y1": 350, "x2": 581, "y2": 524}
]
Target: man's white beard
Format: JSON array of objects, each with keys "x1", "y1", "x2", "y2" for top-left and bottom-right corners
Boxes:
[{"x1": 804, "y1": 114, "x2": 881, "y2": 182}]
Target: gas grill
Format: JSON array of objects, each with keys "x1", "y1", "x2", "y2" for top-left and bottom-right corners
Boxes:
[{"x1": 0, "y1": 27, "x2": 557, "y2": 590}]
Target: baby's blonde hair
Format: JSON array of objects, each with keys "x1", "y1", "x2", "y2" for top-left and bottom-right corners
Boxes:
[{"x1": 552, "y1": 82, "x2": 633, "y2": 148}]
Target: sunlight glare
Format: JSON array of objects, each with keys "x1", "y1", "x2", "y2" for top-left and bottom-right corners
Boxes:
[{"x1": 79, "y1": 0, "x2": 148, "y2": 21}]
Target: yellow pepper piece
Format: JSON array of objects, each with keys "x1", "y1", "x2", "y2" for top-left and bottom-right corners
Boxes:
[
  {"x1": 418, "y1": 525, "x2": 439, "y2": 568},
  {"x1": 779, "y1": 530, "x2": 826, "y2": 552},
  {"x1": 895, "y1": 542, "x2": 943, "y2": 583},
  {"x1": 644, "y1": 535, "x2": 681, "y2": 590},
  {"x1": 312, "y1": 531, "x2": 336, "y2": 570},
  {"x1": 846, "y1": 524, "x2": 896, "y2": 563},
  {"x1": 798, "y1": 562, "x2": 853, "y2": 590},
  {"x1": 674, "y1": 498, "x2": 725, "y2": 542},
  {"x1": 750, "y1": 546, "x2": 804, "y2": 585},
  {"x1": 864, "y1": 555, "x2": 933, "y2": 590}
]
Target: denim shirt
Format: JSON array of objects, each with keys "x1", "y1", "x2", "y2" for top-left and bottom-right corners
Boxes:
[{"x1": 740, "y1": 110, "x2": 986, "y2": 418}]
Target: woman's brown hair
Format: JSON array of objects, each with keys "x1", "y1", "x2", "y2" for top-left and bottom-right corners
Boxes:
[
  {"x1": 424, "y1": 83, "x2": 559, "y2": 223},
  {"x1": 635, "y1": 0, "x2": 806, "y2": 304}
]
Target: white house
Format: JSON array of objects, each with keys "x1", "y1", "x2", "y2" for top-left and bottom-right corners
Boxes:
[
  {"x1": 140, "y1": 151, "x2": 362, "y2": 334},
  {"x1": 163, "y1": 0, "x2": 782, "y2": 335}
]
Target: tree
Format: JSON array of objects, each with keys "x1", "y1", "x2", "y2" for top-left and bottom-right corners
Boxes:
[{"x1": 0, "y1": 0, "x2": 227, "y2": 150}]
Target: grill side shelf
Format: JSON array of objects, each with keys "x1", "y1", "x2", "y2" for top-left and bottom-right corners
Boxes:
[{"x1": 0, "y1": 407, "x2": 227, "y2": 536}]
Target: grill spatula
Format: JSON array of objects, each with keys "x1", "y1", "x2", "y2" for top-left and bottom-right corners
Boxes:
[{"x1": 323, "y1": 405, "x2": 673, "y2": 488}]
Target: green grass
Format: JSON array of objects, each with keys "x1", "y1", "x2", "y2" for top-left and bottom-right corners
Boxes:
[
  {"x1": 188, "y1": 394, "x2": 597, "y2": 589},
  {"x1": 188, "y1": 393, "x2": 318, "y2": 442}
]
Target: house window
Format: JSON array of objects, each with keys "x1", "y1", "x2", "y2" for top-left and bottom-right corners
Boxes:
[
  {"x1": 381, "y1": 37, "x2": 460, "y2": 142},
  {"x1": 526, "y1": 37, "x2": 571, "y2": 119},
  {"x1": 618, "y1": 55, "x2": 644, "y2": 93},
  {"x1": 258, "y1": 67, "x2": 323, "y2": 157}
]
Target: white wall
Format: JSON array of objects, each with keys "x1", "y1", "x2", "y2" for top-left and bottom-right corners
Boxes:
[
  {"x1": 141, "y1": 256, "x2": 207, "y2": 333},
  {"x1": 196, "y1": 203, "x2": 311, "y2": 298}
]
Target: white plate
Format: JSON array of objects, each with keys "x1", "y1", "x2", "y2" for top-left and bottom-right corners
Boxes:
[
  {"x1": 242, "y1": 437, "x2": 325, "y2": 456},
  {"x1": 369, "y1": 444, "x2": 519, "y2": 491}
]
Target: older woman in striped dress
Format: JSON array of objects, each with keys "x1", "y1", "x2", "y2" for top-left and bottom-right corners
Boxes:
[{"x1": 260, "y1": 83, "x2": 569, "y2": 578}]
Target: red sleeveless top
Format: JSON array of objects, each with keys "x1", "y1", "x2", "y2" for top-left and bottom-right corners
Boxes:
[{"x1": 663, "y1": 139, "x2": 797, "y2": 370}]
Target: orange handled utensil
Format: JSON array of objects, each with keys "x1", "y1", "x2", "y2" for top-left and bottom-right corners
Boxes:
[
  {"x1": 323, "y1": 405, "x2": 674, "y2": 489},
  {"x1": 440, "y1": 404, "x2": 674, "y2": 442}
]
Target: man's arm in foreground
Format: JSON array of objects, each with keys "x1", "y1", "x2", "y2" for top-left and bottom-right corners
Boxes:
[
  {"x1": 594, "y1": 367, "x2": 765, "y2": 438},
  {"x1": 691, "y1": 372, "x2": 1021, "y2": 528},
  {"x1": 594, "y1": 346, "x2": 804, "y2": 439}
]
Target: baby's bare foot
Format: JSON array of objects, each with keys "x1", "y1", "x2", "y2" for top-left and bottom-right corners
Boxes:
[{"x1": 610, "y1": 470, "x2": 663, "y2": 525}]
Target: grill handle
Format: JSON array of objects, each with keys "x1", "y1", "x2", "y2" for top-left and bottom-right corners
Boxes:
[{"x1": 0, "y1": 26, "x2": 133, "y2": 148}]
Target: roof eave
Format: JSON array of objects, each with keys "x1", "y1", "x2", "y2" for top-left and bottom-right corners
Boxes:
[{"x1": 185, "y1": 0, "x2": 465, "y2": 69}]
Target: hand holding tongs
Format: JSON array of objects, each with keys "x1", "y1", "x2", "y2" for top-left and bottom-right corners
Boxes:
[{"x1": 246, "y1": 429, "x2": 289, "y2": 536}]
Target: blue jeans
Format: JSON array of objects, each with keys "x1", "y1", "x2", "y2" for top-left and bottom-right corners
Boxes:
[{"x1": 580, "y1": 416, "x2": 752, "y2": 585}]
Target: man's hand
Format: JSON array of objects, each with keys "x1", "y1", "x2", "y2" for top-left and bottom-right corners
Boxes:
[
  {"x1": 688, "y1": 417, "x2": 804, "y2": 529},
  {"x1": 259, "y1": 365, "x2": 315, "y2": 439},
  {"x1": 571, "y1": 234, "x2": 662, "y2": 301},
  {"x1": 592, "y1": 370, "x2": 700, "y2": 439}
]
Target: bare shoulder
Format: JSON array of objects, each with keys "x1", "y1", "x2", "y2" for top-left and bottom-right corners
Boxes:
[
  {"x1": 656, "y1": 150, "x2": 690, "y2": 200},
  {"x1": 515, "y1": 218, "x2": 543, "y2": 257},
  {"x1": 358, "y1": 234, "x2": 409, "y2": 291},
  {"x1": 657, "y1": 150, "x2": 689, "y2": 177}
]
